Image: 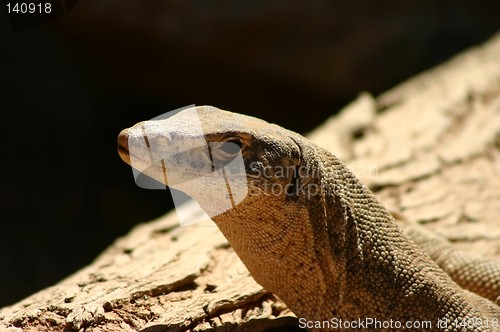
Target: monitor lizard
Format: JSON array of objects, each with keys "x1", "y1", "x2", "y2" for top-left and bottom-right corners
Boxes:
[{"x1": 118, "y1": 106, "x2": 500, "y2": 331}]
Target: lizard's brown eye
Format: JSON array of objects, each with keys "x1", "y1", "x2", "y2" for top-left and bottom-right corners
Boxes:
[
  {"x1": 211, "y1": 139, "x2": 243, "y2": 164},
  {"x1": 220, "y1": 140, "x2": 242, "y2": 155}
]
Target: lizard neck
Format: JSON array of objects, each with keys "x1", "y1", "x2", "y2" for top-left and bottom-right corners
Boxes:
[
  {"x1": 213, "y1": 141, "x2": 499, "y2": 323},
  {"x1": 213, "y1": 197, "x2": 337, "y2": 315},
  {"x1": 317, "y1": 149, "x2": 499, "y2": 321}
]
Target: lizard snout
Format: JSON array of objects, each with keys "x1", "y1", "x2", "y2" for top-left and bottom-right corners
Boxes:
[{"x1": 117, "y1": 129, "x2": 131, "y2": 165}]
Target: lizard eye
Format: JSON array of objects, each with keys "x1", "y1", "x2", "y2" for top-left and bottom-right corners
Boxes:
[
  {"x1": 211, "y1": 139, "x2": 243, "y2": 164},
  {"x1": 220, "y1": 140, "x2": 241, "y2": 154}
]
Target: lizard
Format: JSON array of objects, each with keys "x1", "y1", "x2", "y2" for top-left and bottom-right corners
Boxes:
[{"x1": 117, "y1": 106, "x2": 500, "y2": 331}]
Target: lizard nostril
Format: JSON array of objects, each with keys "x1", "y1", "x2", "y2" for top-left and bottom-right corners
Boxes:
[{"x1": 117, "y1": 130, "x2": 131, "y2": 165}]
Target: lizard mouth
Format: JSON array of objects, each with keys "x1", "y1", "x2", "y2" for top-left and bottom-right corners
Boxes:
[
  {"x1": 117, "y1": 129, "x2": 131, "y2": 165},
  {"x1": 117, "y1": 129, "x2": 167, "y2": 187}
]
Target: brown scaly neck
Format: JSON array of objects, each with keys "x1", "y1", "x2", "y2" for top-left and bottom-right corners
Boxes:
[{"x1": 318, "y1": 149, "x2": 498, "y2": 321}]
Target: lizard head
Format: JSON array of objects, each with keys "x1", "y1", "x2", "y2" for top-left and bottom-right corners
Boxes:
[
  {"x1": 118, "y1": 106, "x2": 333, "y2": 312},
  {"x1": 117, "y1": 105, "x2": 309, "y2": 219}
]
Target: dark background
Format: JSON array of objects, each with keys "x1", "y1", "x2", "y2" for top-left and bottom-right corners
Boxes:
[{"x1": 1, "y1": 0, "x2": 499, "y2": 307}]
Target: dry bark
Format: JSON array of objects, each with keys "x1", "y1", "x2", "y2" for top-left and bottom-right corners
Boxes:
[{"x1": 2, "y1": 33, "x2": 500, "y2": 332}]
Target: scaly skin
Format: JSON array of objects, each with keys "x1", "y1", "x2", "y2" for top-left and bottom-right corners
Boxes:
[
  {"x1": 399, "y1": 220, "x2": 500, "y2": 305},
  {"x1": 118, "y1": 106, "x2": 500, "y2": 331}
]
